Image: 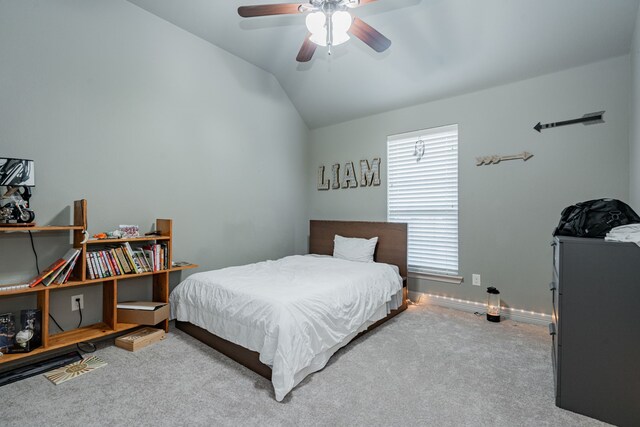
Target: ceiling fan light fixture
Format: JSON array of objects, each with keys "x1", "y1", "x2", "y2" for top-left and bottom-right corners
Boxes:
[
  {"x1": 332, "y1": 31, "x2": 350, "y2": 46},
  {"x1": 305, "y1": 11, "x2": 326, "y2": 35},
  {"x1": 306, "y1": 10, "x2": 353, "y2": 47},
  {"x1": 332, "y1": 11, "x2": 353, "y2": 34},
  {"x1": 309, "y1": 30, "x2": 328, "y2": 46}
]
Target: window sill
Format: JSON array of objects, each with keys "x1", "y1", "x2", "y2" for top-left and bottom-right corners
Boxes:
[{"x1": 408, "y1": 272, "x2": 464, "y2": 285}]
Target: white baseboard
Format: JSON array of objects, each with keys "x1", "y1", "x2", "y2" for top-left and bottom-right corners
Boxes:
[{"x1": 408, "y1": 291, "x2": 552, "y2": 326}]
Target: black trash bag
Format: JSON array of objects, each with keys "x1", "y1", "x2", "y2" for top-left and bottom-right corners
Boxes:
[{"x1": 553, "y1": 198, "x2": 640, "y2": 238}]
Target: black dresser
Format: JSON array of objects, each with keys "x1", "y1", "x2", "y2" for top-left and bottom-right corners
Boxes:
[{"x1": 551, "y1": 236, "x2": 640, "y2": 426}]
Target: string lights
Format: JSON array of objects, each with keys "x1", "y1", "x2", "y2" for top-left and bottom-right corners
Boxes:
[{"x1": 422, "y1": 293, "x2": 550, "y2": 319}]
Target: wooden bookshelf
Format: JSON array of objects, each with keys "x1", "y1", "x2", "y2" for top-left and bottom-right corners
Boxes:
[{"x1": 0, "y1": 199, "x2": 197, "y2": 366}]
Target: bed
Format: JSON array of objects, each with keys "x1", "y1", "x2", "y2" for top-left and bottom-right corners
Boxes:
[{"x1": 170, "y1": 220, "x2": 408, "y2": 401}]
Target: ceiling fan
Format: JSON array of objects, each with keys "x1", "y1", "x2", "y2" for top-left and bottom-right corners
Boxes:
[{"x1": 238, "y1": 0, "x2": 391, "y2": 62}]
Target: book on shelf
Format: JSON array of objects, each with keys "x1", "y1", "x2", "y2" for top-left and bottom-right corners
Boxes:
[
  {"x1": 111, "y1": 250, "x2": 122, "y2": 275},
  {"x1": 134, "y1": 250, "x2": 151, "y2": 272},
  {"x1": 105, "y1": 249, "x2": 118, "y2": 276},
  {"x1": 27, "y1": 248, "x2": 80, "y2": 288},
  {"x1": 163, "y1": 243, "x2": 168, "y2": 269},
  {"x1": 103, "y1": 251, "x2": 117, "y2": 276},
  {"x1": 143, "y1": 248, "x2": 155, "y2": 271},
  {"x1": 116, "y1": 301, "x2": 164, "y2": 311},
  {"x1": 95, "y1": 252, "x2": 108, "y2": 277},
  {"x1": 85, "y1": 253, "x2": 94, "y2": 280},
  {"x1": 86, "y1": 252, "x2": 97, "y2": 280},
  {"x1": 114, "y1": 247, "x2": 132, "y2": 274},
  {"x1": 123, "y1": 242, "x2": 143, "y2": 274},
  {"x1": 42, "y1": 267, "x2": 63, "y2": 287},
  {"x1": 54, "y1": 250, "x2": 81, "y2": 285},
  {"x1": 93, "y1": 252, "x2": 102, "y2": 278},
  {"x1": 131, "y1": 251, "x2": 144, "y2": 273},
  {"x1": 110, "y1": 248, "x2": 124, "y2": 275},
  {"x1": 101, "y1": 251, "x2": 113, "y2": 276},
  {"x1": 143, "y1": 252, "x2": 151, "y2": 272},
  {"x1": 106, "y1": 251, "x2": 116, "y2": 276}
]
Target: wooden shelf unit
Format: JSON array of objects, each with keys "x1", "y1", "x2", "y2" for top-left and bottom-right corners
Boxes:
[{"x1": 0, "y1": 199, "x2": 197, "y2": 365}]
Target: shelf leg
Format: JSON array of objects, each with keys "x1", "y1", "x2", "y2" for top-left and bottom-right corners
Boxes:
[
  {"x1": 37, "y1": 289, "x2": 50, "y2": 348},
  {"x1": 73, "y1": 199, "x2": 88, "y2": 281},
  {"x1": 153, "y1": 272, "x2": 169, "y2": 332},
  {"x1": 103, "y1": 280, "x2": 117, "y2": 330},
  {"x1": 156, "y1": 219, "x2": 173, "y2": 268}
]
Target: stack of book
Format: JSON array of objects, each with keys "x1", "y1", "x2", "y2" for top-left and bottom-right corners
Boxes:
[
  {"x1": 86, "y1": 242, "x2": 167, "y2": 279},
  {"x1": 27, "y1": 249, "x2": 81, "y2": 288}
]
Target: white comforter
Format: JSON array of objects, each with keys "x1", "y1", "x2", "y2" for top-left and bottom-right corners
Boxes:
[{"x1": 170, "y1": 255, "x2": 403, "y2": 401}]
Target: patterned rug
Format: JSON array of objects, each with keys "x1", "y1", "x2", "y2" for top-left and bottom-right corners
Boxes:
[{"x1": 44, "y1": 356, "x2": 107, "y2": 385}]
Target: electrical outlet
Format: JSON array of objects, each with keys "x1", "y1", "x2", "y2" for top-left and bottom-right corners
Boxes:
[
  {"x1": 472, "y1": 274, "x2": 481, "y2": 286},
  {"x1": 71, "y1": 294, "x2": 84, "y2": 311}
]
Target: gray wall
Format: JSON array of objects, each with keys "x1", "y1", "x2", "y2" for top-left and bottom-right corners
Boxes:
[
  {"x1": 631, "y1": 6, "x2": 640, "y2": 211},
  {"x1": 0, "y1": 0, "x2": 309, "y2": 330},
  {"x1": 309, "y1": 55, "x2": 631, "y2": 314}
]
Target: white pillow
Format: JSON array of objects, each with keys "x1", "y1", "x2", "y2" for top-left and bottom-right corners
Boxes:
[{"x1": 333, "y1": 234, "x2": 378, "y2": 263}]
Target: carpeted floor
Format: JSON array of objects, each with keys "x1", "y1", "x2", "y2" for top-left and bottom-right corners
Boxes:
[{"x1": 2, "y1": 303, "x2": 608, "y2": 426}]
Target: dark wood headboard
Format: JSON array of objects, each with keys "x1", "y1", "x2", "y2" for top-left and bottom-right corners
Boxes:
[{"x1": 309, "y1": 220, "x2": 408, "y2": 280}]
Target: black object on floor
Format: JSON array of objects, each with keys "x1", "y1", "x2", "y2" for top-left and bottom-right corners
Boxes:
[{"x1": 0, "y1": 351, "x2": 83, "y2": 387}]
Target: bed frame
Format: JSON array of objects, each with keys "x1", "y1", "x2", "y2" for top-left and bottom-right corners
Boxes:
[{"x1": 175, "y1": 220, "x2": 408, "y2": 381}]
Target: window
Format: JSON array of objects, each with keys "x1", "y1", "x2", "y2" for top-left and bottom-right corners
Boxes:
[{"x1": 387, "y1": 124, "x2": 459, "y2": 278}]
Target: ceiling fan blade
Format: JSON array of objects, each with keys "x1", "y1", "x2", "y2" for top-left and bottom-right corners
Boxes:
[
  {"x1": 238, "y1": 3, "x2": 303, "y2": 18},
  {"x1": 346, "y1": 0, "x2": 378, "y2": 8},
  {"x1": 350, "y1": 17, "x2": 391, "y2": 53},
  {"x1": 296, "y1": 34, "x2": 317, "y2": 62}
]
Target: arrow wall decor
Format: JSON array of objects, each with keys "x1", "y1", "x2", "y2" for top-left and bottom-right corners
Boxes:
[
  {"x1": 476, "y1": 152, "x2": 533, "y2": 166},
  {"x1": 534, "y1": 111, "x2": 605, "y2": 133}
]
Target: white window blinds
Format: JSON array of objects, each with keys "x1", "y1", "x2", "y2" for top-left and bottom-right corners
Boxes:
[{"x1": 387, "y1": 124, "x2": 459, "y2": 276}]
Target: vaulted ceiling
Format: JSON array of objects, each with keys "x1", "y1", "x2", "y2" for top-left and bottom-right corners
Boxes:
[{"x1": 127, "y1": 0, "x2": 639, "y2": 129}]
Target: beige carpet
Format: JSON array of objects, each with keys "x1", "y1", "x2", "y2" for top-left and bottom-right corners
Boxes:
[{"x1": 2, "y1": 303, "x2": 608, "y2": 426}]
